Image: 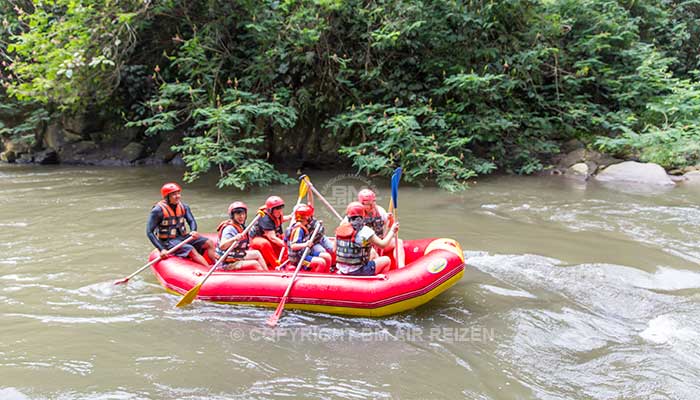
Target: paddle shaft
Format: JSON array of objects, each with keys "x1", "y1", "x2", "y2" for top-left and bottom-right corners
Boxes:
[
  {"x1": 115, "y1": 235, "x2": 194, "y2": 284},
  {"x1": 283, "y1": 223, "x2": 321, "y2": 297},
  {"x1": 278, "y1": 186, "x2": 308, "y2": 262},
  {"x1": 304, "y1": 177, "x2": 343, "y2": 222},
  {"x1": 267, "y1": 223, "x2": 322, "y2": 326}
]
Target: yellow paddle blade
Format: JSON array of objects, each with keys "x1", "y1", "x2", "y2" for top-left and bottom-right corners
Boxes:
[
  {"x1": 175, "y1": 282, "x2": 203, "y2": 307},
  {"x1": 298, "y1": 179, "x2": 309, "y2": 199}
]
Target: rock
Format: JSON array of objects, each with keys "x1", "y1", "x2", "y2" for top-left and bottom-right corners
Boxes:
[
  {"x1": 566, "y1": 162, "x2": 589, "y2": 178},
  {"x1": 43, "y1": 123, "x2": 63, "y2": 149},
  {"x1": 64, "y1": 131, "x2": 82, "y2": 144},
  {"x1": 668, "y1": 169, "x2": 684, "y2": 175},
  {"x1": 155, "y1": 131, "x2": 185, "y2": 162},
  {"x1": 120, "y1": 142, "x2": 144, "y2": 162},
  {"x1": 561, "y1": 138, "x2": 584, "y2": 154},
  {"x1": 73, "y1": 141, "x2": 98, "y2": 154},
  {"x1": 63, "y1": 113, "x2": 102, "y2": 134},
  {"x1": 169, "y1": 154, "x2": 185, "y2": 166},
  {"x1": 558, "y1": 148, "x2": 623, "y2": 170},
  {"x1": 2, "y1": 139, "x2": 31, "y2": 154},
  {"x1": 586, "y1": 152, "x2": 622, "y2": 168},
  {"x1": 594, "y1": 161, "x2": 675, "y2": 186},
  {"x1": 0, "y1": 150, "x2": 16, "y2": 163},
  {"x1": 682, "y1": 170, "x2": 700, "y2": 185},
  {"x1": 670, "y1": 174, "x2": 688, "y2": 183},
  {"x1": 559, "y1": 148, "x2": 586, "y2": 168},
  {"x1": 35, "y1": 149, "x2": 59, "y2": 165},
  {"x1": 585, "y1": 161, "x2": 598, "y2": 175},
  {"x1": 16, "y1": 153, "x2": 34, "y2": 163}
]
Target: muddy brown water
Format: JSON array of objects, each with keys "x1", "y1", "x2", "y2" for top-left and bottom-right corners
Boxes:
[{"x1": 1, "y1": 165, "x2": 699, "y2": 399}]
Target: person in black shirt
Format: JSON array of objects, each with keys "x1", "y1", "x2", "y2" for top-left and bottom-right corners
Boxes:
[
  {"x1": 146, "y1": 182, "x2": 214, "y2": 266},
  {"x1": 249, "y1": 195, "x2": 291, "y2": 269}
]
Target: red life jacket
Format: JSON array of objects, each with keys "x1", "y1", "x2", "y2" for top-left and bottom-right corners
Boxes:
[{"x1": 156, "y1": 200, "x2": 187, "y2": 239}]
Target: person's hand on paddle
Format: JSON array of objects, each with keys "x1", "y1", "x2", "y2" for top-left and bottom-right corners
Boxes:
[
  {"x1": 390, "y1": 222, "x2": 399, "y2": 234},
  {"x1": 190, "y1": 231, "x2": 200, "y2": 239},
  {"x1": 233, "y1": 233, "x2": 243, "y2": 242},
  {"x1": 304, "y1": 240, "x2": 314, "y2": 248},
  {"x1": 159, "y1": 249, "x2": 170, "y2": 259}
]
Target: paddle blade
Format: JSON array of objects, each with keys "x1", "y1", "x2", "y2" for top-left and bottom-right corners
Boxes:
[
  {"x1": 267, "y1": 297, "x2": 287, "y2": 327},
  {"x1": 113, "y1": 278, "x2": 129, "y2": 285},
  {"x1": 176, "y1": 283, "x2": 203, "y2": 308},
  {"x1": 391, "y1": 167, "x2": 403, "y2": 209},
  {"x1": 298, "y1": 179, "x2": 309, "y2": 199}
]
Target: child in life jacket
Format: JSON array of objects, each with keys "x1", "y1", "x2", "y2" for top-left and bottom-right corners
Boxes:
[
  {"x1": 334, "y1": 202, "x2": 399, "y2": 276},
  {"x1": 285, "y1": 204, "x2": 331, "y2": 273},
  {"x1": 214, "y1": 202, "x2": 266, "y2": 271}
]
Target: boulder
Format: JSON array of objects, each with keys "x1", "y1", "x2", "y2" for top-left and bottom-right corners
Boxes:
[
  {"x1": 63, "y1": 113, "x2": 102, "y2": 135},
  {"x1": 64, "y1": 131, "x2": 83, "y2": 144},
  {"x1": 559, "y1": 148, "x2": 586, "y2": 168},
  {"x1": 73, "y1": 141, "x2": 98, "y2": 154},
  {"x1": 681, "y1": 170, "x2": 700, "y2": 185},
  {"x1": 594, "y1": 161, "x2": 675, "y2": 186},
  {"x1": 558, "y1": 148, "x2": 623, "y2": 170},
  {"x1": 169, "y1": 154, "x2": 185, "y2": 166},
  {"x1": 35, "y1": 149, "x2": 59, "y2": 165},
  {"x1": 0, "y1": 150, "x2": 16, "y2": 163},
  {"x1": 43, "y1": 123, "x2": 63, "y2": 149},
  {"x1": 16, "y1": 153, "x2": 34, "y2": 163},
  {"x1": 561, "y1": 138, "x2": 584, "y2": 154},
  {"x1": 155, "y1": 131, "x2": 185, "y2": 162},
  {"x1": 565, "y1": 162, "x2": 589, "y2": 180},
  {"x1": 120, "y1": 142, "x2": 144, "y2": 162}
]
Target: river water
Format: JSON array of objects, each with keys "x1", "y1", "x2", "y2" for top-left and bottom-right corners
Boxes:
[{"x1": 1, "y1": 165, "x2": 698, "y2": 399}]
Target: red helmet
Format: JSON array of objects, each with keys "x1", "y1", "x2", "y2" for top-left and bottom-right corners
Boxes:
[
  {"x1": 346, "y1": 201, "x2": 365, "y2": 218},
  {"x1": 265, "y1": 195, "x2": 285, "y2": 210},
  {"x1": 160, "y1": 182, "x2": 182, "y2": 198},
  {"x1": 228, "y1": 201, "x2": 248, "y2": 216},
  {"x1": 358, "y1": 189, "x2": 376, "y2": 203},
  {"x1": 294, "y1": 204, "x2": 314, "y2": 220}
]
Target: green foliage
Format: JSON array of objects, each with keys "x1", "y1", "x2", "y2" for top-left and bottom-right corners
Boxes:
[
  {"x1": 3, "y1": 0, "x2": 700, "y2": 190},
  {"x1": 5, "y1": 0, "x2": 146, "y2": 110}
]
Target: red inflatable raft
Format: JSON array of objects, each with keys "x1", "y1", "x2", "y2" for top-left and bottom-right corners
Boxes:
[{"x1": 150, "y1": 237, "x2": 465, "y2": 316}]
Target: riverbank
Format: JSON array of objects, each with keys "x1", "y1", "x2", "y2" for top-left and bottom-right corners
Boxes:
[{"x1": 3, "y1": 121, "x2": 700, "y2": 189}]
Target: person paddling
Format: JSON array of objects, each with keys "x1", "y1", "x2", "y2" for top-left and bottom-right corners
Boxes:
[
  {"x1": 214, "y1": 202, "x2": 266, "y2": 271},
  {"x1": 357, "y1": 188, "x2": 405, "y2": 268},
  {"x1": 249, "y1": 196, "x2": 291, "y2": 269},
  {"x1": 334, "y1": 202, "x2": 399, "y2": 276},
  {"x1": 146, "y1": 182, "x2": 215, "y2": 267},
  {"x1": 285, "y1": 204, "x2": 331, "y2": 273}
]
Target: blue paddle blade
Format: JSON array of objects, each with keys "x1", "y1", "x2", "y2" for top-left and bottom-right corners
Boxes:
[{"x1": 391, "y1": 167, "x2": 402, "y2": 209}]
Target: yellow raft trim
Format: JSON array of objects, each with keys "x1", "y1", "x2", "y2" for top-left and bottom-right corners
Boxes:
[{"x1": 165, "y1": 268, "x2": 464, "y2": 317}]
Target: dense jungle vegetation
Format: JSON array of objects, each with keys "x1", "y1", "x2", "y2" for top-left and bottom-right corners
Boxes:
[{"x1": 1, "y1": 0, "x2": 700, "y2": 190}]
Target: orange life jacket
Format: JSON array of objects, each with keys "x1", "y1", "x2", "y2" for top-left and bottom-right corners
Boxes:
[
  {"x1": 156, "y1": 200, "x2": 187, "y2": 240},
  {"x1": 215, "y1": 220, "x2": 249, "y2": 262}
]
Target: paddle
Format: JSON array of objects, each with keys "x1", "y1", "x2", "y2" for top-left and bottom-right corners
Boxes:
[
  {"x1": 390, "y1": 167, "x2": 403, "y2": 265},
  {"x1": 175, "y1": 212, "x2": 263, "y2": 308},
  {"x1": 267, "y1": 222, "x2": 322, "y2": 327},
  {"x1": 301, "y1": 175, "x2": 343, "y2": 222},
  {"x1": 277, "y1": 177, "x2": 310, "y2": 262},
  {"x1": 114, "y1": 235, "x2": 195, "y2": 285}
]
